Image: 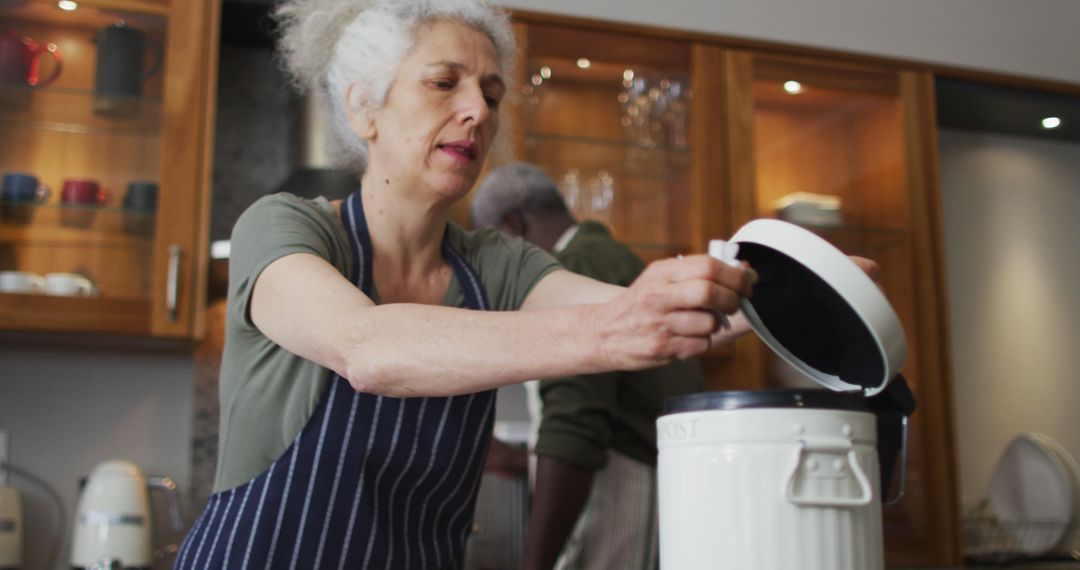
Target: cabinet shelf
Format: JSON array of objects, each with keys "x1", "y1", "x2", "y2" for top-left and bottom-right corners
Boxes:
[
  {"x1": 789, "y1": 220, "x2": 905, "y2": 237},
  {"x1": 2, "y1": 0, "x2": 168, "y2": 31},
  {"x1": 525, "y1": 132, "x2": 693, "y2": 186},
  {"x1": 0, "y1": 85, "x2": 162, "y2": 137},
  {"x1": 1, "y1": 203, "x2": 156, "y2": 246},
  {"x1": 0, "y1": 118, "x2": 160, "y2": 137},
  {"x1": 784, "y1": 220, "x2": 908, "y2": 253},
  {"x1": 0, "y1": 0, "x2": 213, "y2": 338},
  {"x1": 526, "y1": 132, "x2": 691, "y2": 154},
  {"x1": 0, "y1": 292, "x2": 150, "y2": 334}
]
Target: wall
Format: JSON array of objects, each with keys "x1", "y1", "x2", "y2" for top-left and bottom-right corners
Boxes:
[
  {"x1": 210, "y1": 45, "x2": 297, "y2": 243},
  {"x1": 499, "y1": 0, "x2": 1080, "y2": 85},
  {"x1": 938, "y1": 128, "x2": 1080, "y2": 510},
  {"x1": 0, "y1": 341, "x2": 194, "y2": 570}
]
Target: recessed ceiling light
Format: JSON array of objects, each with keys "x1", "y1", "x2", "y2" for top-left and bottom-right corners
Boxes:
[
  {"x1": 539, "y1": 66, "x2": 551, "y2": 79},
  {"x1": 576, "y1": 58, "x2": 591, "y2": 70},
  {"x1": 783, "y1": 80, "x2": 803, "y2": 94},
  {"x1": 57, "y1": 0, "x2": 78, "y2": 10},
  {"x1": 530, "y1": 74, "x2": 543, "y2": 86},
  {"x1": 1042, "y1": 116, "x2": 1062, "y2": 130},
  {"x1": 623, "y1": 69, "x2": 635, "y2": 81}
]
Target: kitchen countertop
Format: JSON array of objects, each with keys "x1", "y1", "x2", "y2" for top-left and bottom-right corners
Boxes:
[{"x1": 893, "y1": 562, "x2": 1080, "y2": 569}]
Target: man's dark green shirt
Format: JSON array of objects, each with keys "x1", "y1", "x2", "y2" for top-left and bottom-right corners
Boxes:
[{"x1": 534, "y1": 221, "x2": 705, "y2": 470}]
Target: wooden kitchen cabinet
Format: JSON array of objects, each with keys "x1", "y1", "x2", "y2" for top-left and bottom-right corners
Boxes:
[
  {"x1": 713, "y1": 50, "x2": 960, "y2": 566},
  {"x1": 0, "y1": 0, "x2": 218, "y2": 338},
  {"x1": 497, "y1": 21, "x2": 726, "y2": 266},
  {"x1": 508, "y1": 14, "x2": 960, "y2": 567}
]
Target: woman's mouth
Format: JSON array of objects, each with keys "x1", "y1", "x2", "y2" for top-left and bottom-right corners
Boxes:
[{"x1": 438, "y1": 141, "x2": 479, "y2": 161}]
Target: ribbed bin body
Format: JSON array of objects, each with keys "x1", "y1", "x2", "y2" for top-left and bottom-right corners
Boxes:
[{"x1": 657, "y1": 408, "x2": 883, "y2": 570}]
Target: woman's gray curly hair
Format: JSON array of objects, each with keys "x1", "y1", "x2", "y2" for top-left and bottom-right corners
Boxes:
[{"x1": 274, "y1": 0, "x2": 516, "y2": 173}]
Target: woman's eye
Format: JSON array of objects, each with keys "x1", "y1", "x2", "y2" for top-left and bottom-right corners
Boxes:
[
  {"x1": 433, "y1": 79, "x2": 455, "y2": 89},
  {"x1": 484, "y1": 94, "x2": 501, "y2": 108}
]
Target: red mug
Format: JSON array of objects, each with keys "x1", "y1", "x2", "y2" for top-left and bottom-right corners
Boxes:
[
  {"x1": 0, "y1": 29, "x2": 63, "y2": 86},
  {"x1": 61, "y1": 179, "x2": 109, "y2": 205}
]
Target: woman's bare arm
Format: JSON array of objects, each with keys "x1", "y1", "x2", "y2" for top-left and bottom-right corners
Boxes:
[
  {"x1": 251, "y1": 252, "x2": 752, "y2": 397},
  {"x1": 523, "y1": 262, "x2": 753, "y2": 344}
]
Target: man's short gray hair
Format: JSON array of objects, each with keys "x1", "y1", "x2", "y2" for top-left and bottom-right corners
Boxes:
[
  {"x1": 273, "y1": 0, "x2": 516, "y2": 173},
  {"x1": 471, "y1": 162, "x2": 570, "y2": 228}
]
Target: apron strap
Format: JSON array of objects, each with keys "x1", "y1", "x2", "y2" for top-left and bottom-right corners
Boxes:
[{"x1": 341, "y1": 189, "x2": 490, "y2": 311}]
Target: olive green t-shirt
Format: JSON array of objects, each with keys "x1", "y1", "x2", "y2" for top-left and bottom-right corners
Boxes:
[
  {"x1": 534, "y1": 221, "x2": 705, "y2": 470},
  {"x1": 214, "y1": 193, "x2": 560, "y2": 491}
]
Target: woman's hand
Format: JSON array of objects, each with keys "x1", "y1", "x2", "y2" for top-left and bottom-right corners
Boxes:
[
  {"x1": 849, "y1": 255, "x2": 881, "y2": 280},
  {"x1": 589, "y1": 255, "x2": 753, "y2": 370}
]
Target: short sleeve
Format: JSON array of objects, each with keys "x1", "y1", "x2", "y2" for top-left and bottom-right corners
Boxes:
[
  {"x1": 452, "y1": 226, "x2": 562, "y2": 311},
  {"x1": 227, "y1": 193, "x2": 348, "y2": 328}
]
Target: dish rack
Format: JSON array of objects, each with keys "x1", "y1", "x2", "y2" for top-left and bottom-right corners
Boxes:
[{"x1": 964, "y1": 516, "x2": 1078, "y2": 565}]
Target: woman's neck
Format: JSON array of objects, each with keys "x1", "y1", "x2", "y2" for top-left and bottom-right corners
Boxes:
[{"x1": 358, "y1": 169, "x2": 451, "y2": 280}]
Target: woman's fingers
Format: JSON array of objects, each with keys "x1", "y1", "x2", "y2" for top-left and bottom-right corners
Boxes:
[
  {"x1": 849, "y1": 255, "x2": 880, "y2": 280},
  {"x1": 668, "y1": 335, "x2": 712, "y2": 360},
  {"x1": 597, "y1": 254, "x2": 756, "y2": 370},
  {"x1": 643, "y1": 255, "x2": 754, "y2": 298},
  {"x1": 654, "y1": 279, "x2": 742, "y2": 314},
  {"x1": 664, "y1": 309, "x2": 718, "y2": 338}
]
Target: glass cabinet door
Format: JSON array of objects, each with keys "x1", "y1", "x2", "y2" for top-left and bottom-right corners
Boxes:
[
  {"x1": 517, "y1": 23, "x2": 696, "y2": 263},
  {"x1": 0, "y1": 0, "x2": 213, "y2": 337},
  {"x1": 725, "y1": 50, "x2": 956, "y2": 565},
  {"x1": 745, "y1": 54, "x2": 916, "y2": 386}
]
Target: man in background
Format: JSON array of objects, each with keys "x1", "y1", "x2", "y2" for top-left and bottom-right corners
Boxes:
[{"x1": 472, "y1": 162, "x2": 705, "y2": 570}]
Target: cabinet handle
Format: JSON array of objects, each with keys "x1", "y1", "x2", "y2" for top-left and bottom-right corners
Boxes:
[{"x1": 166, "y1": 244, "x2": 181, "y2": 322}]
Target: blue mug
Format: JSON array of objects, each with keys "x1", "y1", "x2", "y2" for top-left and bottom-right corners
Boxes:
[
  {"x1": 122, "y1": 180, "x2": 158, "y2": 235},
  {"x1": 1, "y1": 172, "x2": 50, "y2": 204},
  {"x1": 122, "y1": 180, "x2": 158, "y2": 212}
]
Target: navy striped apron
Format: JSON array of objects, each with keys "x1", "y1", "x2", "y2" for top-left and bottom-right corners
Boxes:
[{"x1": 175, "y1": 191, "x2": 495, "y2": 569}]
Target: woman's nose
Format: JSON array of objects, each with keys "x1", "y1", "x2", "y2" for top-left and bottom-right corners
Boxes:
[{"x1": 459, "y1": 86, "x2": 491, "y2": 126}]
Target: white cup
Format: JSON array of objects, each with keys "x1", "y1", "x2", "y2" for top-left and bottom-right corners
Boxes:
[
  {"x1": 0, "y1": 270, "x2": 45, "y2": 294},
  {"x1": 43, "y1": 272, "x2": 97, "y2": 297}
]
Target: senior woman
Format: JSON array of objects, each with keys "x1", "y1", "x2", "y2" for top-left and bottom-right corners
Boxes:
[{"x1": 174, "y1": 0, "x2": 752, "y2": 568}]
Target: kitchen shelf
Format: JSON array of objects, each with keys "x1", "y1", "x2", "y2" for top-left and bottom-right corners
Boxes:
[
  {"x1": 2, "y1": 0, "x2": 169, "y2": 31},
  {"x1": 0, "y1": 118, "x2": 160, "y2": 137},
  {"x1": 0, "y1": 292, "x2": 150, "y2": 334},
  {"x1": 793, "y1": 221, "x2": 906, "y2": 236},
  {"x1": 526, "y1": 132, "x2": 691, "y2": 154},
  {"x1": 525, "y1": 132, "x2": 693, "y2": 187},
  {"x1": 0, "y1": 84, "x2": 161, "y2": 101},
  {"x1": 0, "y1": 85, "x2": 163, "y2": 137},
  {"x1": 788, "y1": 220, "x2": 908, "y2": 254},
  {"x1": 1, "y1": 203, "x2": 156, "y2": 244},
  {"x1": 0, "y1": 0, "x2": 214, "y2": 338}
]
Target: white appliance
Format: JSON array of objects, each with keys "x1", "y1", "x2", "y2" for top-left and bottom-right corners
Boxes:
[
  {"x1": 657, "y1": 219, "x2": 916, "y2": 570},
  {"x1": 0, "y1": 484, "x2": 21, "y2": 569},
  {"x1": 71, "y1": 460, "x2": 182, "y2": 569}
]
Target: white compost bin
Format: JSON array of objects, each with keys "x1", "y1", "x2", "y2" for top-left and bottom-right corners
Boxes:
[{"x1": 657, "y1": 220, "x2": 916, "y2": 570}]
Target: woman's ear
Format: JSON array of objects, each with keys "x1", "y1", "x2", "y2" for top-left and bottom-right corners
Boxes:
[{"x1": 345, "y1": 82, "x2": 377, "y2": 141}]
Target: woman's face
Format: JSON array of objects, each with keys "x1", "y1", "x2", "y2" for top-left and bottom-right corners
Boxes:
[{"x1": 359, "y1": 19, "x2": 505, "y2": 203}]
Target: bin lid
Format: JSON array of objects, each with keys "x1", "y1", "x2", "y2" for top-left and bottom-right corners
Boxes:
[
  {"x1": 729, "y1": 219, "x2": 908, "y2": 396},
  {"x1": 664, "y1": 388, "x2": 869, "y2": 414}
]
